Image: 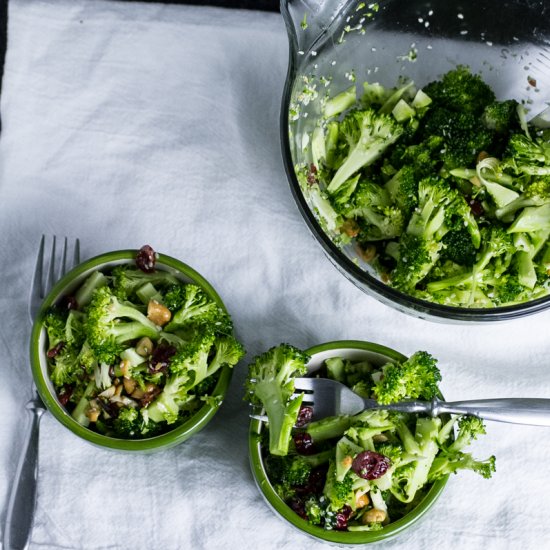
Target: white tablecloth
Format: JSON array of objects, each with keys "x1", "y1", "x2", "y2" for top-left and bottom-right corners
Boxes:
[{"x1": 1, "y1": 1, "x2": 549, "y2": 548}]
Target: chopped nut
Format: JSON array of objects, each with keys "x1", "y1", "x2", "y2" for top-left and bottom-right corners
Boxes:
[
  {"x1": 362, "y1": 508, "x2": 387, "y2": 524},
  {"x1": 356, "y1": 493, "x2": 370, "y2": 508},
  {"x1": 476, "y1": 151, "x2": 489, "y2": 163},
  {"x1": 114, "y1": 384, "x2": 123, "y2": 397},
  {"x1": 123, "y1": 377, "x2": 137, "y2": 395},
  {"x1": 86, "y1": 401, "x2": 100, "y2": 423},
  {"x1": 131, "y1": 387, "x2": 145, "y2": 399},
  {"x1": 147, "y1": 300, "x2": 171, "y2": 327},
  {"x1": 341, "y1": 219, "x2": 360, "y2": 238},
  {"x1": 341, "y1": 455, "x2": 353, "y2": 468},
  {"x1": 373, "y1": 433, "x2": 389, "y2": 443},
  {"x1": 135, "y1": 336, "x2": 154, "y2": 357},
  {"x1": 469, "y1": 175, "x2": 481, "y2": 187},
  {"x1": 356, "y1": 243, "x2": 377, "y2": 262},
  {"x1": 98, "y1": 386, "x2": 116, "y2": 398},
  {"x1": 119, "y1": 359, "x2": 131, "y2": 377}
]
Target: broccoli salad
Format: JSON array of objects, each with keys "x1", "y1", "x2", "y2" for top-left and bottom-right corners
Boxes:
[
  {"x1": 247, "y1": 344, "x2": 495, "y2": 532},
  {"x1": 43, "y1": 246, "x2": 245, "y2": 439},
  {"x1": 297, "y1": 66, "x2": 550, "y2": 307}
]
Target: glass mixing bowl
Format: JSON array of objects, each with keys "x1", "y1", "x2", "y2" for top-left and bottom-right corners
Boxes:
[{"x1": 280, "y1": 0, "x2": 550, "y2": 322}]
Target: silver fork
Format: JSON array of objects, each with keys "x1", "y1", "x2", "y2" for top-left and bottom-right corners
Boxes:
[
  {"x1": 251, "y1": 377, "x2": 550, "y2": 427},
  {"x1": 3, "y1": 235, "x2": 80, "y2": 550}
]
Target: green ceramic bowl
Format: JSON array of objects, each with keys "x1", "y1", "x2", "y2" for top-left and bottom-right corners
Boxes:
[
  {"x1": 248, "y1": 340, "x2": 449, "y2": 544},
  {"x1": 30, "y1": 249, "x2": 234, "y2": 452}
]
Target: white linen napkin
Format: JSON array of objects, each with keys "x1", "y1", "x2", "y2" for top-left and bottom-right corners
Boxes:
[{"x1": 1, "y1": 1, "x2": 549, "y2": 549}]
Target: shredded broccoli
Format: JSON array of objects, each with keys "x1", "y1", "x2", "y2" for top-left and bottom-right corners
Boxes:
[{"x1": 300, "y1": 65, "x2": 550, "y2": 307}]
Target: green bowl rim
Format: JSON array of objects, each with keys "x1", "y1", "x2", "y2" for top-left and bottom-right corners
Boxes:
[
  {"x1": 30, "y1": 249, "x2": 234, "y2": 452},
  {"x1": 248, "y1": 339, "x2": 449, "y2": 544}
]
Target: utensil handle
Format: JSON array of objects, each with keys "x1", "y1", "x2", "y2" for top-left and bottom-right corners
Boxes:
[
  {"x1": 434, "y1": 398, "x2": 550, "y2": 426},
  {"x1": 3, "y1": 397, "x2": 45, "y2": 550}
]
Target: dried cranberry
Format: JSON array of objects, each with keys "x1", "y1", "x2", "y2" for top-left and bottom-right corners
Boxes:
[
  {"x1": 293, "y1": 432, "x2": 315, "y2": 455},
  {"x1": 97, "y1": 398, "x2": 118, "y2": 418},
  {"x1": 295, "y1": 465, "x2": 328, "y2": 497},
  {"x1": 60, "y1": 295, "x2": 78, "y2": 311},
  {"x1": 149, "y1": 344, "x2": 176, "y2": 373},
  {"x1": 47, "y1": 341, "x2": 65, "y2": 358},
  {"x1": 352, "y1": 451, "x2": 390, "y2": 480},
  {"x1": 468, "y1": 198, "x2": 484, "y2": 217},
  {"x1": 288, "y1": 497, "x2": 307, "y2": 520},
  {"x1": 140, "y1": 386, "x2": 162, "y2": 408},
  {"x1": 136, "y1": 245, "x2": 157, "y2": 273},
  {"x1": 295, "y1": 405, "x2": 313, "y2": 427},
  {"x1": 306, "y1": 164, "x2": 318, "y2": 186},
  {"x1": 57, "y1": 385, "x2": 73, "y2": 406},
  {"x1": 334, "y1": 506, "x2": 352, "y2": 530}
]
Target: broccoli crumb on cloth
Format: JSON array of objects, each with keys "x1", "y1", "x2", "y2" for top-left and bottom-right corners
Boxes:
[
  {"x1": 43, "y1": 246, "x2": 245, "y2": 438},
  {"x1": 299, "y1": 66, "x2": 550, "y2": 307},
  {"x1": 246, "y1": 344, "x2": 495, "y2": 532}
]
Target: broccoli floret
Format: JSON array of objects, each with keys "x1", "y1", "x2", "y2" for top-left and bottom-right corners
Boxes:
[
  {"x1": 245, "y1": 344, "x2": 310, "y2": 456},
  {"x1": 391, "y1": 233, "x2": 442, "y2": 291},
  {"x1": 496, "y1": 177, "x2": 550, "y2": 221},
  {"x1": 167, "y1": 330, "x2": 243, "y2": 393},
  {"x1": 208, "y1": 335, "x2": 245, "y2": 375},
  {"x1": 482, "y1": 99, "x2": 520, "y2": 133},
  {"x1": 44, "y1": 308, "x2": 87, "y2": 388},
  {"x1": 492, "y1": 272, "x2": 526, "y2": 305},
  {"x1": 448, "y1": 415, "x2": 487, "y2": 453},
  {"x1": 421, "y1": 107, "x2": 494, "y2": 170},
  {"x1": 440, "y1": 228, "x2": 477, "y2": 266},
  {"x1": 372, "y1": 351, "x2": 441, "y2": 405},
  {"x1": 112, "y1": 407, "x2": 165, "y2": 438},
  {"x1": 267, "y1": 454, "x2": 315, "y2": 487},
  {"x1": 44, "y1": 308, "x2": 68, "y2": 350},
  {"x1": 384, "y1": 165, "x2": 419, "y2": 217},
  {"x1": 146, "y1": 368, "x2": 194, "y2": 425},
  {"x1": 168, "y1": 330, "x2": 216, "y2": 381},
  {"x1": 406, "y1": 177, "x2": 454, "y2": 239},
  {"x1": 389, "y1": 416, "x2": 441, "y2": 503},
  {"x1": 426, "y1": 225, "x2": 515, "y2": 303},
  {"x1": 164, "y1": 284, "x2": 223, "y2": 332},
  {"x1": 422, "y1": 66, "x2": 495, "y2": 116},
  {"x1": 428, "y1": 415, "x2": 495, "y2": 481},
  {"x1": 49, "y1": 346, "x2": 80, "y2": 388},
  {"x1": 328, "y1": 109, "x2": 404, "y2": 193},
  {"x1": 111, "y1": 266, "x2": 179, "y2": 301},
  {"x1": 323, "y1": 461, "x2": 355, "y2": 511},
  {"x1": 398, "y1": 135, "x2": 445, "y2": 175},
  {"x1": 344, "y1": 180, "x2": 391, "y2": 215},
  {"x1": 504, "y1": 133, "x2": 550, "y2": 175},
  {"x1": 112, "y1": 407, "x2": 141, "y2": 437},
  {"x1": 429, "y1": 452, "x2": 496, "y2": 481},
  {"x1": 356, "y1": 206, "x2": 406, "y2": 242},
  {"x1": 85, "y1": 286, "x2": 161, "y2": 364}
]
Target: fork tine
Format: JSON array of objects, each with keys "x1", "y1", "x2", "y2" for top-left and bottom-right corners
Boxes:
[
  {"x1": 31, "y1": 235, "x2": 45, "y2": 301},
  {"x1": 73, "y1": 238, "x2": 81, "y2": 268},
  {"x1": 45, "y1": 235, "x2": 56, "y2": 298},
  {"x1": 293, "y1": 378, "x2": 316, "y2": 392},
  {"x1": 59, "y1": 236, "x2": 68, "y2": 280},
  {"x1": 29, "y1": 235, "x2": 81, "y2": 323}
]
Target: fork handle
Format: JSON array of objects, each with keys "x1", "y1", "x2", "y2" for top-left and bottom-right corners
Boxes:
[
  {"x1": 432, "y1": 397, "x2": 550, "y2": 426},
  {"x1": 3, "y1": 396, "x2": 46, "y2": 550}
]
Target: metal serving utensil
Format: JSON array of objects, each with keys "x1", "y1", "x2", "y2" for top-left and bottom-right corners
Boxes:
[{"x1": 250, "y1": 376, "x2": 550, "y2": 427}]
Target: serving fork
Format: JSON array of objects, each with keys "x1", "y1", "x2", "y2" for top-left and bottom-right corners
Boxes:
[
  {"x1": 3, "y1": 235, "x2": 80, "y2": 550},
  {"x1": 250, "y1": 376, "x2": 550, "y2": 427}
]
